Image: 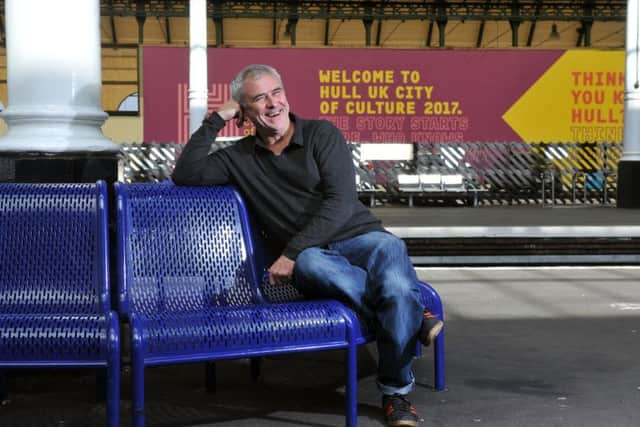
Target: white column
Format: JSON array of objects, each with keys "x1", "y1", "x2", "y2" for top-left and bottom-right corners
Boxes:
[
  {"x1": 618, "y1": 0, "x2": 640, "y2": 207},
  {"x1": 189, "y1": 0, "x2": 209, "y2": 137},
  {"x1": 0, "y1": 0, "x2": 118, "y2": 152},
  {"x1": 622, "y1": 0, "x2": 640, "y2": 161}
]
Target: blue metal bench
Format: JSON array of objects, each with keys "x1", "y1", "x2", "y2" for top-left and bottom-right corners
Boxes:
[
  {"x1": 115, "y1": 182, "x2": 444, "y2": 427},
  {"x1": 0, "y1": 181, "x2": 120, "y2": 427}
]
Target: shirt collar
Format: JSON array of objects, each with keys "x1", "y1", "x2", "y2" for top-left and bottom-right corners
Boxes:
[
  {"x1": 289, "y1": 114, "x2": 304, "y2": 147},
  {"x1": 253, "y1": 113, "x2": 303, "y2": 153}
]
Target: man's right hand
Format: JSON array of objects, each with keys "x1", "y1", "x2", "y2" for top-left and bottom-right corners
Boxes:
[
  {"x1": 268, "y1": 255, "x2": 295, "y2": 286},
  {"x1": 214, "y1": 100, "x2": 245, "y2": 128}
]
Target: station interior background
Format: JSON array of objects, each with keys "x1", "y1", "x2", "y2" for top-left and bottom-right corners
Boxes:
[
  {"x1": 0, "y1": 0, "x2": 627, "y2": 144},
  {"x1": 1, "y1": 4, "x2": 639, "y2": 426}
]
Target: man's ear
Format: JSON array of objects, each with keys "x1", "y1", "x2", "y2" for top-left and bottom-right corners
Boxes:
[{"x1": 237, "y1": 104, "x2": 247, "y2": 127}]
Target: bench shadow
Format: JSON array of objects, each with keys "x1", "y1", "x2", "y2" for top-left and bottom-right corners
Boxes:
[{"x1": 0, "y1": 345, "x2": 387, "y2": 427}]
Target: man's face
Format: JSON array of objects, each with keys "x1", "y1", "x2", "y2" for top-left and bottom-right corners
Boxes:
[{"x1": 241, "y1": 73, "x2": 290, "y2": 136}]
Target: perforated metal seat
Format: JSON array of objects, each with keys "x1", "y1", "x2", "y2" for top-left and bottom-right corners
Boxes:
[
  {"x1": 116, "y1": 182, "x2": 444, "y2": 427},
  {"x1": 0, "y1": 182, "x2": 120, "y2": 427},
  {"x1": 134, "y1": 302, "x2": 350, "y2": 361}
]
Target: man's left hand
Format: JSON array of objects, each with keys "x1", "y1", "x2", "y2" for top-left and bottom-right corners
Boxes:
[{"x1": 269, "y1": 255, "x2": 295, "y2": 286}]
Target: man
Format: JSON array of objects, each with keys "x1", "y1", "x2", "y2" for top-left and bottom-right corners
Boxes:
[{"x1": 172, "y1": 64, "x2": 443, "y2": 427}]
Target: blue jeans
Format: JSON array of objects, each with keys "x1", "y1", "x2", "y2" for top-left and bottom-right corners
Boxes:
[{"x1": 293, "y1": 231, "x2": 424, "y2": 395}]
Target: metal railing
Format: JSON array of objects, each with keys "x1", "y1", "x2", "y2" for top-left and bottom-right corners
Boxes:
[{"x1": 120, "y1": 141, "x2": 621, "y2": 206}]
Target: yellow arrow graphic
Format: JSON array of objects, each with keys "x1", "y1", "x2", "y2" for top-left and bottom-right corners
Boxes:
[{"x1": 503, "y1": 50, "x2": 625, "y2": 143}]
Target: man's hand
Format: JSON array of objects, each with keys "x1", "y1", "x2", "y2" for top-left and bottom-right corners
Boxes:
[
  {"x1": 268, "y1": 255, "x2": 295, "y2": 286},
  {"x1": 214, "y1": 99, "x2": 245, "y2": 128}
]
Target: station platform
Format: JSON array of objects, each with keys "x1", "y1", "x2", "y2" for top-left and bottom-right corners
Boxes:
[
  {"x1": 2, "y1": 266, "x2": 638, "y2": 427},
  {"x1": 373, "y1": 205, "x2": 640, "y2": 265}
]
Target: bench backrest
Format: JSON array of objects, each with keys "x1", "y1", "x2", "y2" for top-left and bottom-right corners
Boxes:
[
  {"x1": 441, "y1": 174, "x2": 465, "y2": 189},
  {"x1": 419, "y1": 174, "x2": 443, "y2": 189},
  {"x1": 115, "y1": 183, "x2": 263, "y2": 316},
  {"x1": 398, "y1": 174, "x2": 421, "y2": 187},
  {"x1": 0, "y1": 182, "x2": 110, "y2": 314}
]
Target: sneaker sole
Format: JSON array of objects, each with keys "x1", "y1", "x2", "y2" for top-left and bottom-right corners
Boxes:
[
  {"x1": 421, "y1": 320, "x2": 443, "y2": 347},
  {"x1": 387, "y1": 420, "x2": 419, "y2": 427}
]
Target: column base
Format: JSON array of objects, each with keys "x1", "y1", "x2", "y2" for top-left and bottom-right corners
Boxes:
[
  {"x1": 617, "y1": 160, "x2": 640, "y2": 208},
  {"x1": 0, "y1": 106, "x2": 120, "y2": 153},
  {"x1": 0, "y1": 151, "x2": 121, "y2": 185}
]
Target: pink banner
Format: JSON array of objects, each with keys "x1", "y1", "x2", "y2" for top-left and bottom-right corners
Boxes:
[{"x1": 143, "y1": 47, "x2": 564, "y2": 143}]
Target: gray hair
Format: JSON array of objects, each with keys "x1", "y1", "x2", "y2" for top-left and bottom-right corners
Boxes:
[{"x1": 230, "y1": 64, "x2": 283, "y2": 105}]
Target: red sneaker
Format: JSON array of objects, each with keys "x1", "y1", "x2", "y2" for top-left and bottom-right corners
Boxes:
[
  {"x1": 419, "y1": 310, "x2": 443, "y2": 347},
  {"x1": 382, "y1": 394, "x2": 420, "y2": 427}
]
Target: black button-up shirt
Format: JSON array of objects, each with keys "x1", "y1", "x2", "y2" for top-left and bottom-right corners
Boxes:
[{"x1": 171, "y1": 112, "x2": 384, "y2": 259}]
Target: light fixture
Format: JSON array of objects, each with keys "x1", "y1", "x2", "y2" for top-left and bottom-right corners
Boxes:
[{"x1": 549, "y1": 23, "x2": 560, "y2": 40}]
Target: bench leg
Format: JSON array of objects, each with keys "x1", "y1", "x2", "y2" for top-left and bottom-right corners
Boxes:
[
  {"x1": 345, "y1": 343, "x2": 358, "y2": 427},
  {"x1": 107, "y1": 362, "x2": 120, "y2": 427},
  {"x1": 250, "y1": 357, "x2": 262, "y2": 381},
  {"x1": 96, "y1": 370, "x2": 107, "y2": 402},
  {"x1": 417, "y1": 281, "x2": 446, "y2": 391},
  {"x1": 131, "y1": 324, "x2": 145, "y2": 427},
  {"x1": 132, "y1": 361, "x2": 145, "y2": 427},
  {"x1": 205, "y1": 362, "x2": 216, "y2": 393},
  {"x1": 0, "y1": 370, "x2": 7, "y2": 404},
  {"x1": 105, "y1": 313, "x2": 120, "y2": 427},
  {"x1": 433, "y1": 331, "x2": 446, "y2": 391}
]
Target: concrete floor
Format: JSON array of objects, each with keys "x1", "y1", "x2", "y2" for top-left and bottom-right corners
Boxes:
[{"x1": 1, "y1": 266, "x2": 639, "y2": 426}]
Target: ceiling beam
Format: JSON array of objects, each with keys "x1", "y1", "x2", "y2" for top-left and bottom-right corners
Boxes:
[
  {"x1": 509, "y1": 0, "x2": 522, "y2": 47},
  {"x1": 135, "y1": 0, "x2": 146, "y2": 44},
  {"x1": 580, "y1": 0, "x2": 595, "y2": 46},
  {"x1": 375, "y1": 1, "x2": 387, "y2": 47},
  {"x1": 213, "y1": 0, "x2": 224, "y2": 47},
  {"x1": 94, "y1": 1, "x2": 625, "y2": 22},
  {"x1": 164, "y1": 0, "x2": 172, "y2": 43},
  {"x1": 106, "y1": 0, "x2": 118, "y2": 44},
  {"x1": 110, "y1": 15, "x2": 118, "y2": 44},
  {"x1": 0, "y1": 14, "x2": 4, "y2": 47},
  {"x1": 476, "y1": 20, "x2": 485, "y2": 48},
  {"x1": 425, "y1": 20, "x2": 434, "y2": 47},
  {"x1": 476, "y1": 0, "x2": 493, "y2": 48},
  {"x1": 323, "y1": 13, "x2": 330, "y2": 46},
  {"x1": 526, "y1": 0, "x2": 543, "y2": 46},
  {"x1": 436, "y1": 0, "x2": 447, "y2": 48},
  {"x1": 287, "y1": 0, "x2": 299, "y2": 45},
  {"x1": 363, "y1": 1, "x2": 374, "y2": 46}
]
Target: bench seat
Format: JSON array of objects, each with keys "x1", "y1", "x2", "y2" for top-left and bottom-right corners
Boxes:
[
  {"x1": 132, "y1": 301, "x2": 352, "y2": 364},
  {"x1": 116, "y1": 182, "x2": 444, "y2": 427},
  {"x1": 0, "y1": 313, "x2": 117, "y2": 364},
  {"x1": 398, "y1": 173, "x2": 479, "y2": 206},
  {"x1": 0, "y1": 182, "x2": 120, "y2": 427}
]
